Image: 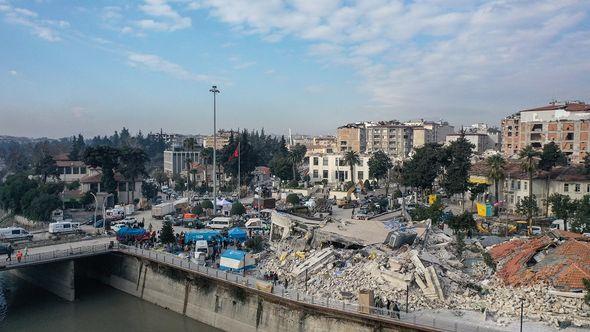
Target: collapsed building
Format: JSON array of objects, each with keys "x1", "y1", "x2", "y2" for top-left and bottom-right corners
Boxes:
[{"x1": 257, "y1": 211, "x2": 590, "y2": 328}]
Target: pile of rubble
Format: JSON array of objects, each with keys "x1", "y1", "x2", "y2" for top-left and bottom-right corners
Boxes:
[{"x1": 257, "y1": 216, "x2": 590, "y2": 328}]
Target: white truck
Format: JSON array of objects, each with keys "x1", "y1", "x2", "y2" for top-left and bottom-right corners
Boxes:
[
  {"x1": 0, "y1": 227, "x2": 33, "y2": 241},
  {"x1": 152, "y1": 202, "x2": 174, "y2": 219},
  {"x1": 48, "y1": 221, "x2": 81, "y2": 234}
]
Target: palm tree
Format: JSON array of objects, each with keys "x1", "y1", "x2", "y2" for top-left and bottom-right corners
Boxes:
[
  {"x1": 202, "y1": 147, "x2": 213, "y2": 190},
  {"x1": 190, "y1": 169, "x2": 198, "y2": 188},
  {"x1": 287, "y1": 144, "x2": 307, "y2": 182},
  {"x1": 118, "y1": 147, "x2": 149, "y2": 204},
  {"x1": 486, "y1": 154, "x2": 506, "y2": 215},
  {"x1": 344, "y1": 151, "x2": 361, "y2": 184},
  {"x1": 185, "y1": 158, "x2": 193, "y2": 190},
  {"x1": 183, "y1": 137, "x2": 197, "y2": 151},
  {"x1": 519, "y1": 145, "x2": 540, "y2": 233}
]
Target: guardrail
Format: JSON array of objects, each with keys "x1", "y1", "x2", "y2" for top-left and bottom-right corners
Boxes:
[
  {"x1": 1, "y1": 243, "x2": 112, "y2": 269},
  {"x1": 116, "y1": 245, "x2": 502, "y2": 332}
]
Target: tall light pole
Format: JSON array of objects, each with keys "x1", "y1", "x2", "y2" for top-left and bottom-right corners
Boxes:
[{"x1": 210, "y1": 85, "x2": 220, "y2": 209}]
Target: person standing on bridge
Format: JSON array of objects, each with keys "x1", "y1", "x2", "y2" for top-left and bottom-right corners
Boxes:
[
  {"x1": 23, "y1": 246, "x2": 28, "y2": 259},
  {"x1": 16, "y1": 250, "x2": 22, "y2": 263},
  {"x1": 5, "y1": 244, "x2": 13, "y2": 262}
]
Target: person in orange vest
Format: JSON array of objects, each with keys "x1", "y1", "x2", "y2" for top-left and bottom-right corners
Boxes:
[{"x1": 16, "y1": 250, "x2": 23, "y2": 263}]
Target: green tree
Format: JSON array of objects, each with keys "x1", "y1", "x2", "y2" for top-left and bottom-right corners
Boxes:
[
  {"x1": 440, "y1": 134, "x2": 474, "y2": 204},
  {"x1": 447, "y1": 211, "x2": 476, "y2": 233},
  {"x1": 468, "y1": 183, "x2": 488, "y2": 211},
  {"x1": 231, "y1": 201, "x2": 246, "y2": 216},
  {"x1": 343, "y1": 150, "x2": 361, "y2": 183},
  {"x1": 410, "y1": 199, "x2": 446, "y2": 225},
  {"x1": 173, "y1": 175, "x2": 186, "y2": 192},
  {"x1": 66, "y1": 180, "x2": 81, "y2": 191},
  {"x1": 83, "y1": 146, "x2": 121, "y2": 194},
  {"x1": 548, "y1": 193, "x2": 575, "y2": 231},
  {"x1": 152, "y1": 168, "x2": 169, "y2": 187},
  {"x1": 368, "y1": 150, "x2": 393, "y2": 192},
  {"x1": 160, "y1": 219, "x2": 175, "y2": 244},
  {"x1": 287, "y1": 144, "x2": 307, "y2": 181},
  {"x1": 583, "y1": 279, "x2": 590, "y2": 305},
  {"x1": 572, "y1": 195, "x2": 590, "y2": 233},
  {"x1": 118, "y1": 147, "x2": 149, "y2": 203},
  {"x1": 286, "y1": 193, "x2": 300, "y2": 205},
  {"x1": 69, "y1": 134, "x2": 86, "y2": 160},
  {"x1": 34, "y1": 155, "x2": 60, "y2": 183},
  {"x1": 201, "y1": 147, "x2": 214, "y2": 189},
  {"x1": 402, "y1": 143, "x2": 445, "y2": 196},
  {"x1": 539, "y1": 142, "x2": 567, "y2": 215},
  {"x1": 519, "y1": 145, "x2": 540, "y2": 232},
  {"x1": 269, "y1": 155, "x2": 293, "y2": 181},
  {"x1": 584, "y1": 155, "x2": 590, "y2": 175},
  {"x1": 516, "y1": 195, "x2": 540, "y2": 219},
  {"x1": 183, "y1": 137, "x2": 197, "y2": 151},
  {"x1": 142, "y1": 181, "x2": 158, "y2": 201},
  {"x1": 486, "y1": 154, "x2": 506, "y2": 216},
  {"x1": 201, "y1": 199, "x2": 214, "y2": 210}
]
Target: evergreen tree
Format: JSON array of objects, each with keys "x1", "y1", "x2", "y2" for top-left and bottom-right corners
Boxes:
[
  {"x1": 402, "y1": 143, "x2": 445, "y2": 195},
  {"x1": 440, "y1": 133, "x2": 474, "y2": 201},
  {"x1": 548, "y1": 193, "x2": 575, "y2": 231},
  {"x1": 160, "y1": 219, "x2": 175, "y2": 244}
]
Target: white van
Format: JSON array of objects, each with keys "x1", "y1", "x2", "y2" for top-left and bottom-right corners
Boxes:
[
  {"x1": 531, "y1": 226, "x2": 542, "y2": 235},
  {"x1": 48, "y1": 221, "x2": 80, "y2": 234},
  {"x1": 207, "y1": 217, "x2": 232, "y2": 230},
  {"x1": 0, "y1": 227, "x2": 33, "y2": 241}
]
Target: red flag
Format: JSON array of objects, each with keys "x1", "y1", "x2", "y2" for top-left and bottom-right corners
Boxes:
[{"x1": 228, "y1": 147, "x2": 239, "y2": 161}]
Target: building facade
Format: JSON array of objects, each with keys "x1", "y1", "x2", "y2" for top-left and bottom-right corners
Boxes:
[
  {"x1": 405, "y1": 120, "x2": 454, "y2": 148},
  {"x1": 501, "y1": 102, "x2": 590, "y2": 163},
  {"x1": 203, "y1": 130, "x2": 233, "y2": 150},
  {"x1": 336, "y1": 124, "x2": 366, "y2": 153},
  {"x1": 308, "y1": 153, "x2": 371, "y2": 184},
  {"x1": 365, "y1": 122, "x2": 413, "y2": 160},
  {"x1": 163, "y1": 149, "x2": 202, "y2": 176},
  {"x1": 445, "y1": 133, "x2": 496, "y2": 153}
]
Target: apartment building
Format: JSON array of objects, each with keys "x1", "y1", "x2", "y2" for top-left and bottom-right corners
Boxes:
[
  {"x1": 445, "y1": 133, "x2": 497, "y2": 153},
  {"x1": 163, "y1": 148, "x2": 202, "y2": 176},
  {"x1": 308, "y1": 153, "x2": 371, "y2": 184},
  {"x1": 203, "y1": 130, "x2": 233, "y2": 150},
  {"x1": 336, "y1": 123, "x2": 366, "y2": 153},
  {"x1": 365, "y1": 121, "x2": 413, "y2": 160},
  {"x1": 501, "y1": 101, "x2": 590, "y2": 163},
  {"x1": 405, "y1": 120, "x2": 454, "y2": 148}
]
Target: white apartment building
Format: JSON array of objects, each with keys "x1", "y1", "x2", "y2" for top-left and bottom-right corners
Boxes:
[
  {"x1": 164, "y1": 149, "x2": 202, "y2": 176},
  {"x1": 308, "y1": 153, "x2": 371, "y2": 184}
]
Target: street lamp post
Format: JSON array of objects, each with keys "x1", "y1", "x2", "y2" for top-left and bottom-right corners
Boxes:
[{"x1": 210, "y1": 85, "x2": 220, "y2": 212}]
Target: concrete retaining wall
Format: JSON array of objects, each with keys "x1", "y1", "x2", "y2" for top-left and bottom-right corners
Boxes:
[
  {"x1": 89, "y1": 254, "x2": 418, "y2": 332},
  {"x1": 11, "y1": 260, "x2": 75, "y2": 301}
]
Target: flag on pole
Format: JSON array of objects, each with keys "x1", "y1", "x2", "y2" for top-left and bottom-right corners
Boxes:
[{"x1": 228, "y1": 146, "x2": 239, "y2": 161}]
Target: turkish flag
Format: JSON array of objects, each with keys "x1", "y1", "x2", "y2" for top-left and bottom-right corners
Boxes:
[{"x1": 228, "y1": 147, "x2": 239, "y2": 161}]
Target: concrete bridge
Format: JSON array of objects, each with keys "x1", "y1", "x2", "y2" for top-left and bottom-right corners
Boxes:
[{"x1": 1, "y1": 239, "x2": 500, "y2": 332}]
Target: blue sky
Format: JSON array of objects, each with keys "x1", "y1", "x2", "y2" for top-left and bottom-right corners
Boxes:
[{"x1": 1, "y1": 0, "x2": 589, "y2": 138}]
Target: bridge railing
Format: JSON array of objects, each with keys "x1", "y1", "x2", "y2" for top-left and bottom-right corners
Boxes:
[
  {"x1": 2, "y1": 243, "x2": 111, "y2": 268},
  {"x1": 116, "y1": 244, "x2": 501, "y2": 332}
]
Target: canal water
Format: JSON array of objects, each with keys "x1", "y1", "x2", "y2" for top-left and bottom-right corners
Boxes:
[{"x1": 0, "y1": 272, "x2": 220, "y2": 332}]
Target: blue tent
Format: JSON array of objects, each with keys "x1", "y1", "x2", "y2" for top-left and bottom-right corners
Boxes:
[
  {"x1": 116, "y1": 227, "x2": 147, "y2": 237},
  {"x1": 227, "y1": 227, "x2": 248, "y2": 242},
  {"x1": 184, "y1": 230, "x2": 221, "y2": 244}
]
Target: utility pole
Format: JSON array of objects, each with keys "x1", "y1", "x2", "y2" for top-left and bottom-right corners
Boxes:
[
  {"x1": 237, "y1": 140, "x2": 241, "y2": 198},
  {"x1": 210, "y1": 85, "x2": 220, "y2": 209},
  {"x1": 520, "y1": 299, "x2": 524, "y2": 332}
]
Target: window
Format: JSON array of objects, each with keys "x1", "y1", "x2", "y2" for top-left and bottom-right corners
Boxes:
[
  {"x1": 358, "y1": 171, "x2": 364, "y2": 180},
  {"x1": 81, "y1": 167, "x2": 86, "y2": 174},
  {"x1": 65, "y1": 167, "x2": 72, "y2": 174},
  {"x1": 566, "y1": 132, "x2": 574, "y2": 140},
  {"x1": 523, "y1": 181, "x2": 527, "y2": 190},
  {"x1": 313, "y1": 170, "x2": 319, "y2": 178},
  {"x1": 575, "y1": 184, "x2": 581, "y2": 192},
  {"x1": 73, "y1": 167, "x2": 79, "y2": 175},
  {"x1": 340, "y1": 141, "x2": 347, "y2": 145},
  {"x1": 517, "y1": 181, "x2": 521, "y2": 190},
  {"x1": 358, "y1": 159, "x2": 363, "y2": 166},
  {"x1": 564, "y1": 183, "x2": 569, "y2": 192},
  {"x1": 322, "y1": 170, "x2": 328, "y2": 179},
  {"x1": 313, "y1": 157, "x2": 318, "y2": 166},
  {"x1": 12, "y1": 230, "x2": 20, "y2": 235},
  {"x1": 322, "y1": 158, "x2": 328, "y2": 166},
  {"x1": 587, "y1": 184, "x2": 590, "y2": 193}
]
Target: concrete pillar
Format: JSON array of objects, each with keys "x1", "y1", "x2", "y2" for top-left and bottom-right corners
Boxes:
[{"x1": 11, "y1": 260, "x2": 75, "y2": 301}]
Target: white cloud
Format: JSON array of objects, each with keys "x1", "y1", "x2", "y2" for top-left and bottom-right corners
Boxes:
[
  {"x1": 135, "y1": 0, "x2": 191, "y2": 32},
  {"x1": 8, "y1": 69, "x2": 17, "y2": 76},
  {"x1": 0, "y1": 4, "x2": 67, "y2": 42},
  {"x1": 200, "y1": 0, "x2": 590, "y2": 123},
  {"x1": 233, "y1": 61, "x2": 255, "y2": 70},
  {"x1": 127, "y1": 52, "x2": 209, "y2": 81}
]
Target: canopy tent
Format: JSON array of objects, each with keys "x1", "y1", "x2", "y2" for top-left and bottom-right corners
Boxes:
[
  {"x1": 219, "y1": 249, "x2": 255, "y2": 272},
  {"x1": 184, "y1": 229, "x2": 221, "y2": 244},
  {"x1": 227, "y1": 227, "x2": 248, "y2": 242},
  {"x1": 216, "y1": 198, "x2": 232, "y2": 206},
  {"x1": 245, "y1": 218, "x2": 263, "y2": 229}
]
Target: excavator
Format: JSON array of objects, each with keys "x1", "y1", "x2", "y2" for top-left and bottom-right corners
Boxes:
[{"x1": 336, "y1": 181, "x2": 362, "y2": 209}]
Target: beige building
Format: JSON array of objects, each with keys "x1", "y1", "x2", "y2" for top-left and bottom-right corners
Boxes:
[
  {"x1": 501, "y1": 102, "x2": 590, "y2": 163},
  {"x1": 308, "y1": 153, "x2": 371, "y2": 184},
  {"x1": 203, "y1": 130, "x2": 232, "y2": 150},
  {"x1": 405, "y1": 120, "x2": 454, "y2": 148},
  {"x1": 336, "y1": 123, "x2": 366, "y2": 153},
  {"x1": 365, "y1": 121, "x2": 413, "y2": 160}
]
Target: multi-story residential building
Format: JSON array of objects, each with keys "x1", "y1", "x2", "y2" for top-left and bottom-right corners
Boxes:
[
  {"x1": 501, "y1": 101, "x2": 590, "y2": 163},
  {"x1": 365, "y1": 121, "x2": 413, "y2": 160},
  {"x1": 308, "y1": 153, "x2": 371, "y2": 184},
  {"x1": 336, "y1": 123, "x2": 366, "y2": 153},
  {"x1": 163, "y1": 148, "x2": 202, "y2": 176},
  {"x1": 445, "y1": 133, "x2": 497, "y2": 153},
  {"x1": 405, "y1": 120, "x2": 454, "y2": 148},
  {"x1": 203, "y1": 130, "x2": 233, "y2": 150},
  {"x1": 54, "y1": 154, "x2": 88, "y2": 183}
]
